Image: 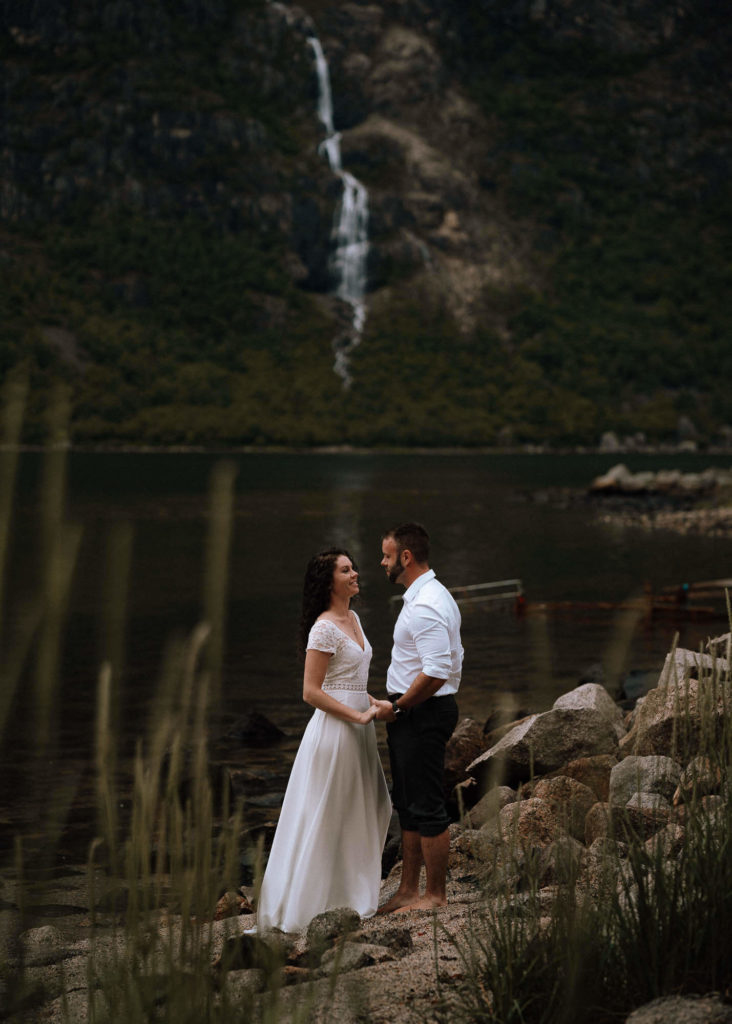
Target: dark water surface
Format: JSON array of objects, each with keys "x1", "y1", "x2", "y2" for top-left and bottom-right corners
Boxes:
[{"x1": 3, "y1": 450, "x2": 732, "y2": 859}]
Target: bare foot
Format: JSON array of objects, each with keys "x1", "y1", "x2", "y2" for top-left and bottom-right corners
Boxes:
[
  {"x1": 377, "y1": 891, "x2": 419, "y2": 915},
  {"x1": 393, "y1": 895, "x2": 447, "y2": 914}
]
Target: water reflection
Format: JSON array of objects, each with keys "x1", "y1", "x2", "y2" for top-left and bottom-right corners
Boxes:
[{"x1": 2, "y1": 451, "x2": 731, "y2": 857}]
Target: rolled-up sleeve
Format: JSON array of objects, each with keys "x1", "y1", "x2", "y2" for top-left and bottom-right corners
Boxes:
[{"x1": 411, "y1": 603, "x2": 452, "y2": 679}]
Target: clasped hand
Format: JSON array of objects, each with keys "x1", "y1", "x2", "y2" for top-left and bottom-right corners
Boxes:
[{"x1": 368, "y1": 695, "x2": 396, "y2": 721}]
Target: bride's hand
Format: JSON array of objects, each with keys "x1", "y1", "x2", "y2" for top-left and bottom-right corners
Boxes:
[{"x1": 359, "y1": 705, "x2": 377, "y2": 725}]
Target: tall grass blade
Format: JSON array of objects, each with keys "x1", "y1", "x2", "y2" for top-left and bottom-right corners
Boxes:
[
  {"x1": 0, "y1": 367, "x2": 27, "y2": 635},
  {"x1": 202, "y1": 459, "x2": 236, "y2": 703}
]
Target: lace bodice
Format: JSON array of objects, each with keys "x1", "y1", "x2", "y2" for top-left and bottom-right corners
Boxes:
[{"x1": 306, "y1": 615, "x2": 372, "y2": 692}]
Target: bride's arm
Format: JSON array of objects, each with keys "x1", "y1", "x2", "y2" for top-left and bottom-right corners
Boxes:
[{"x1": 303, "y1": 649, "x2": 376, "y2": 725}]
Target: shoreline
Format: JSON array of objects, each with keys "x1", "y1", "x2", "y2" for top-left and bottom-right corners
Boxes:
[{"x1": 3, "y1": 443, "x2": 732, "y2": 457}]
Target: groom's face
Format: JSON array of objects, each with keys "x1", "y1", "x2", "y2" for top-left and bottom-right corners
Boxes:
[{"x1": 381, "y1": 536, "x2": 404, "y2": 585}]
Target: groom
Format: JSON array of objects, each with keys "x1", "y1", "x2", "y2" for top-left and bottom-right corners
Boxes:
[{"x1": 373, "y1": 522, "x2": 463, "y2": 913}]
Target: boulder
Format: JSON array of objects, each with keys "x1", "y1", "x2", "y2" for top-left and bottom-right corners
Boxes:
[
  {"x1": 590, "y1": 462, "x2": 632, "y2": 490},
  {"x1": 660, "y1": 647, "x2": 730, "y2": 679},
  {"x1": 537, "y1": 836, "x2": 586, "y2": 887},
  {"x1": 553, "y1": 682, "x2": 626, "y2": 741},
  {"x1": 467, "y1": 707, "x2": 620, "y2": 788},
  {"x1": 214, "y1": 891, "x2": 253, "y2": 920},
  {"x1": 223, "y1": 968, "x2": 266, "y2": 999},
  {"x1": 19, "y1": 926, "x2": 65, "y2": 967},
  {"x1": 449, "y1": 825, "x2": 484, "y2": 875},
  {"x1": 444, "y1": 717, "x2": 489, "y2": 792},
  {"x1": 619, "y1": 658, "x2": 731, "y2": 758},
  {"x1": 556, "y1": 754, "x2": 618, "y2": 802},
  {"x1": 492, "y1": 796, "x2": 562, "y2": 849},
  {"x1": 319, "y1": 941, "x2": 395, "y2": 974},
  {"x1": 532, "y1": 776, "x2": 598, "y2": 842},
  {"x1": 463, "y1": 786, "x2": 516, "y2": 829},
  {"x1": 584, "y1": 802, "x2": 612, "y2": 846},
  {"x1": 580, "y1": 836, "x2": 626, "y2": 902},
  {"x1": 672, "y1": 755, "x2": 722, "y2": 805},
  {"x1": 598, "y1": 433, "x2": 622, "y2": 453},
  {"x1": 609, "y1": 756, "x2": 681, "y2": 807},
  {"x1": 306, "y1": 907, "x2": 361, "y2": 949},
  {"x1": 626, "y1": 792, "x2": 671, "y2": 812},
  {"x1": 214, "y1": 931, "x2": 290, "y2": 975},
  {"x1": 584, "y1": 800, "x2": 671, "y2": 845},
  {"x1": 643, "y1": 823, "x2": 686, "y2": 859},
  {"x1": 706, "y1": 633, "x2": 731, "y2": 658},
  {"x1": 625, "y1": 994, "x2": 732, "y2": 1024},
  {"x1": 617, "y1": 803, "x2": 673, "y2": 841}
]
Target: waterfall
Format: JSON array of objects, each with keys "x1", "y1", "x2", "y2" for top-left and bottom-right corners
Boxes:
[{"x1": 307, "y1": 35, "x2": 369, "y2": 387}]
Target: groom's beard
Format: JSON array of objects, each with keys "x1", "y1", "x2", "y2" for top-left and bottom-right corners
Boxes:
[{"x1": 387, "y1": 558, "x2": 403, "y2": 585}]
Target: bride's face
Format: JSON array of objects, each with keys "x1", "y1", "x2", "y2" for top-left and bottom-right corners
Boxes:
[{"x1": 331, "y1": 555, "x2": 359, "y2": 602}]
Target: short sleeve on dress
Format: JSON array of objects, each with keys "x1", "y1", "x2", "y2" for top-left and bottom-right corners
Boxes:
[{"x1": 306, "y1": 619, "x2": 339, "y2": 654}]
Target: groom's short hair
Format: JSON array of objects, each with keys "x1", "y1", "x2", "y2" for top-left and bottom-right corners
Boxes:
[{"x1": 384, "y1": 522, "x2": 430, "y2": 565}]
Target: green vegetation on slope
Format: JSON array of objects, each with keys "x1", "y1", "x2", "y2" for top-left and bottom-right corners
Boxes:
[
  {"x1": 426, "y1": 6, "x2": 732, "y2": 443},
  {"x1": 1, "y1": 0, "x2": 731, "y2": 446}
]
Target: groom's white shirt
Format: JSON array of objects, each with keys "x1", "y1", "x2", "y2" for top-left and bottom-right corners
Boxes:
[{"x1": 387, "y1": 569, "x2": 463, "y2": 698}]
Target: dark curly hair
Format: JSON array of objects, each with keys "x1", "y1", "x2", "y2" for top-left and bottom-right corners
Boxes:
[{"x1": 297, "y1": 547, "x2": 359, "y2": 658}]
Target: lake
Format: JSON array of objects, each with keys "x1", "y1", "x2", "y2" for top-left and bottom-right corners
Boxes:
[{"x1": 2, "y1": 449, "x2": 731, "y2": 861}]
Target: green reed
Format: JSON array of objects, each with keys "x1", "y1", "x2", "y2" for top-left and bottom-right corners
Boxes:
[{"x1": 0, "y1": 385, "x2": 322, "y2": 1023}]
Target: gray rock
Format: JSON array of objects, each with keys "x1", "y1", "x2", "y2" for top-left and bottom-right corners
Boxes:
[
  {"x1": 215, "y1": 931, "x2": 290, "y2": 974},
  {"x1": 537, "y1": 835, "x2": 586, "y2": 887},
  {"x1": 706, "y1": 633, "x2": 731, "y2": 658},
  {"x1": 610, "y1": 755, "x2": 681, "y2": 807},
  {"x1": 585, "y1": 802, "x2": 612, "y2": 845},
  {"x1": 306, "y1": 907, "x2": 361, "y2": 949},
  {"x1": 626, "y1": 792, "x2": 671, "y2": 812},
  {"x1": 223, "y1": 968, "x2": 266, "y2": 999},
  {"x1": 599, "y1": 432, "x2": 622, "y2": 453},
  {"x1": 660, "y1": 648, "x2": 729, "y2": 681},
  {"x1": 626, "y1": 993, "x2": 732, "y2": 1024},
  {"x1": 643, "y1": 823, "x2": 686, "y2": 858},
  {"x1": 468, "y1": 707, "x2": 620, "y2": 788},
  {"x1": 553, "y1": 682, "x2": 626, "y2": 741},
  {"x1": 580, "y1": 836, "x2": 627, "y2": 902},
  {"x1": 463, "y1": 786, "x2": 517, "y2": 829},
  {"x1": 673, "y1": 755, "x2": 722, "y2": 805},
  {"x1": 590, "y1": 462, "x2": 631, "y2": 489},
  {"x1": 319, "y1": 940, "x2": 395, "y2": 974},
  {"x1": 620, "y1": 663, "x2": 731, "y2": 758},
  {"x1": 677, "y1": 415, "x2": 699, "y2": 443}
]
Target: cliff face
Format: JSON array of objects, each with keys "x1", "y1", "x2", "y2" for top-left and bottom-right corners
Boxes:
[
  {"x1": 1, "y1": 0, "x2": 730, "y2": 445},
  {"x1": 2, "y1": 1, "x2": 330, "y2": 273}
]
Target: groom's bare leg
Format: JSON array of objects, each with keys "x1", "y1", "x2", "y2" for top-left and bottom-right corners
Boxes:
[
  {"x1": 394, "y1": 829, "x2": 449, "y2": 912},
  {"x1": 377, "y1": 830, "x2": 422, "y2": 913}
]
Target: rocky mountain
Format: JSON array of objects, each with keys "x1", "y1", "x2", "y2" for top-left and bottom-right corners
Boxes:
[{"x1": 1, "y1": 0, "x2": 730, "y2": 446}]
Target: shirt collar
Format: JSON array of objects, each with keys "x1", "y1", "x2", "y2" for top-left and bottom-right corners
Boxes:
[{"x1": 402, "y1": 568, "x2": 435, "y2": 604}]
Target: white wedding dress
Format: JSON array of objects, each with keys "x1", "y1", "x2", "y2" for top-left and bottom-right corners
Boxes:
[{"x1": 255, "y1": 615, "x2": 392, "y2": 933}]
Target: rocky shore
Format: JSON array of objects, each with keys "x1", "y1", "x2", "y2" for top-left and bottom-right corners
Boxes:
[
  {"x1": 3, "y1": 634, "x2": 731, "y2": 1023},
  {"x1": 586, "y1": 463, "x2": 732, "y2": 537}
]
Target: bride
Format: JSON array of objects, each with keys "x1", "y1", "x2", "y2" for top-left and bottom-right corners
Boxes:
[{"x1": 255, "y1": 548, "x2": 392, "y2": 933}]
